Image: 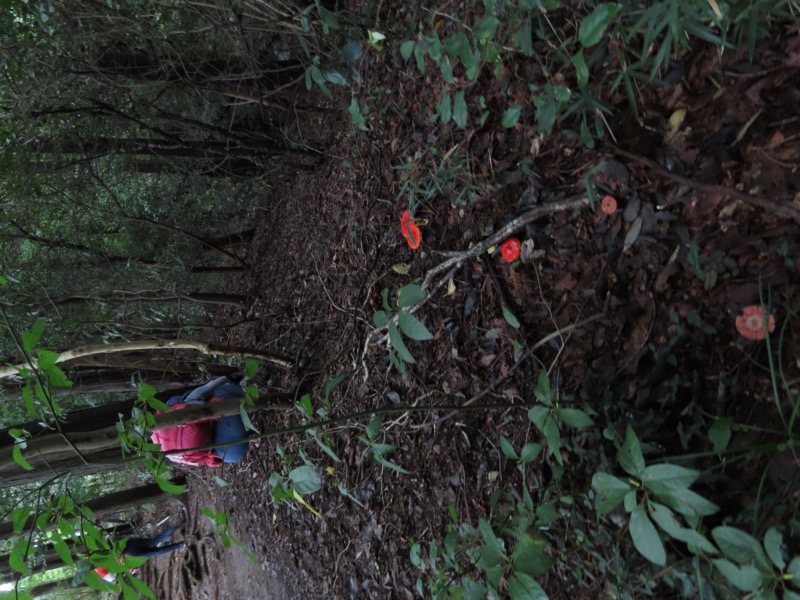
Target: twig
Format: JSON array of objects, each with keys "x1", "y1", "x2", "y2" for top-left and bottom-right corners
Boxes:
[
  {"x1": 608, "y1": 143, "x2": 800, "y2": 224},
  {"x1": 360, "y1": 195, "x2": 589, "y2": 380},
  {"x1": 422, "y1": 194, "x2": 589, "y2": 290}
]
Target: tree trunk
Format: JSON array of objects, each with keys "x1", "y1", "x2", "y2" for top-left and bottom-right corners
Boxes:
[
  {"x1": 0, "y1": 385, "x2": 196, "y2": 448},
  {"x1": 0, "y1": 339, "x2": 291, "y2": 379},
  {"x1": 52, "y1": 292, "x2": 248, "y2": 307},
  {"x1": 0, "y1": 476, "x2": 186, "y2": 543},
  {"x1": 0, "y1": 393, "x2": 291, "y2": 485},
  {"x1": 0, "y1": 369, "x2": 198, "y2": 400}
]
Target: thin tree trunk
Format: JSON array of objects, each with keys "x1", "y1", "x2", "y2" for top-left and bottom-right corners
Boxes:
[
  {"x1": 0, "y1": 394, "x2": 291, "y2": 484},
  {"x1": 0, "y1": 339, "x2": 291, "y2": 379},
  {"x1": 0, "y1": 476, "x2": 186, "y2": 543}
]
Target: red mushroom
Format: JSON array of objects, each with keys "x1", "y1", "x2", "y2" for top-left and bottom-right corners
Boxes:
[
  {"x1": 600, "y1": 195, "x2": 617, "y2": 215},
  {"x1": 501, "y1": 237, "x2": 521, "y2": 262},
  {"x1": 401, "y1": 210, "x2": 422, "y2": 249},
  {"x1": 735, "y1": 306, "x2": 775, "y2": 340}
]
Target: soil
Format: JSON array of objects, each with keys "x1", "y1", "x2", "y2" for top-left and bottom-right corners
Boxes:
[{"x1": 139, "y1": 8, "x2": 800, "y2": 600}]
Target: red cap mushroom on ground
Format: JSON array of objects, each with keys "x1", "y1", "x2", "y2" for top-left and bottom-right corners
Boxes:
[
  {"x1": 735, "y1": 306, "x2": 775, "y2": 340},
  {"x1": 501, "y1": 237, "x2": 521, "y2": 262},
  {"x1": 400, "y1": 210, "x2": 421, "y2": 249},
  {"x1": 600, "y1": 195, "x2": 617, "y2": 215}
]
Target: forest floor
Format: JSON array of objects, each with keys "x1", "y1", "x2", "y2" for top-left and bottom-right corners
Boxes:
[{"x1": 139, "y1": 7, "x2": 799, "y2": 600}]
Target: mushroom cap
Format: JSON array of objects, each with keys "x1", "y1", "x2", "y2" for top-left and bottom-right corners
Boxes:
[
  {"x1": 501, "y1": 237, "x2": 521, "y2": 262},
  {"x1": 600, "y1": 195, "x2": 617, "y2": 215},
  {"x1": 735, "y1": 305, "x2": 775, "y2": 340},
  {"x1": 400, "y1": 210, "x2": 421, "y2": 249}
]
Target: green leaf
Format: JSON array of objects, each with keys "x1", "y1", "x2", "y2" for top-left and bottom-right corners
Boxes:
[
  {"x1": 474, "y1": 15, "x2": 500, "y2": 43},
  {"x1": 37, "y1": 349, "x2": 72, "y2": 387},
  {"x1": 288, "y1": 465, "x2": 322, "y2": 494},
  {"x1": 591, "y1": 472, "x2": 632, "y2": 515},
  {"x1": 413, "y1": 44, "x2": 426, "y2": 74},
  {"x1": 453, "y1": 90, "x2": 468, "y2": 129},
  {"x1": 52, "y1": 538, "x2": 74, "y2": 567},
  {"x1": 660, "y1": 488, "x2": 719, "y2": 517},
  {"x1": 619, "y1": 426, "x2": 645, "y2": 478},
  {"x1": 533, "y1": 372, "x2": 552, "y2": 405},
  {"x1": 579, "y1": 3, "x2": 622, "y2": 48},
  {"x1": 437, "y1": 89, "x2": 452, "y2": 124},
  {"x1": 10, "y1": 542, "x2": 31, "y2": 575},
  {"x1": 571, "y1": 51, "x2": 589, "y2": 87},
  {"x1": 630, "y1": 503, "x2": 666, "y2": 565},
  {"x1": 502, "y1": 104, "x2": 522, "y2": 128},
  {"x1": 641, "y1": 464, "x2": 699, "y2": 494},
  {"x1": 712, "y1": 526, "x2": 768, "y2": 566},
  {"x1": 532, "y1": 89, "x2": 558, "y2": 137},
  {"x1": 239, "y1": 403, "x2": 258, "y2": 433},
  {"x1": 445, "y1": 32, "x2": 469, "y2": 59},
  {"x1": 22, "y1": 319, "x2": 45, "y2": 353},
  {"x1": 763, "y1": 527, "x2": 784, "y2": 570},
  {"x1": 337, "y1": 483, "x2": 364, "y2": 507},
  {"x1": 500, "y1": 435, "x2": 518, "y2": 459},
  {"x1": 711, "y1": 558, "x2": 764, "y2": 592},
  {"x1": 623, "y1": 490, "x2": 637, "y2": 512},
  {"x1": 389, "y1": 347, "x2": 407, "y2": 373},
  {"x1": 388, "y1": 321, "x2": 416, "y2": 364},
  {"x1": 513, "y1": 17, "x2": 534, "y2": 56},
  {"x1": 425, "y1": 32, "x2": 442, "y2": 61},
  {"x1": 708, "y1": 417, "x2": 732, "y2": 453},
  {"x1": 11, "y1": 507, "x2": 31, "y2": 533},
  {"x1": 520, "y1": 443, "x2": 542, "y2": 464},
  {"x1": 391, "y1": 262, "x2": 411, "y2": 276},
  {"x1": 373, "y1": 310, "x2": 390, "y2": 328},
  {"x1": 324, "y1": 70, "x2": 347, "y2": 85},
  {"x1": 126, "y1": 573, "x2": 157, "y2": 600},
  {"x1": 788, "y1": 556, "x2": 800, "y2": 587},
  {"x1": 295, "y1": 394, "x2": 313, "y2": 419},
  {"x1": 12, "y1": 444, "x2": 33, "y2": 471},
  {"x1": 397, "y1": 310, "x2": 434, "y2": 340},
  {"x1": 155, "y1": 475, "x2": 186, "y2": 495},
  {"x1": 138, "y1": 382, "x2": 169, "y2": 412},
  {"x1": 508, "y1": 572, "x2": 548, "y2": 599},
  {"x1": 440, "y1": 60, "x2": 454, "y2": 84},
  {"x1": 477, "y1": 518, "x2": 504, "y2": 570},
  {"x1": 366, "y1": 416, "x2": 383, "y2": 441},
  {"x1": 502, "y1": 305, "x2": 521, "y2": 328},
  {"x1": 558, "y1": 408, "x2": 594, "y2": 429},
  {"x1": 309, "y1": 65, "x2": 332, "y2": 99},
  {"x1": 528, "y1": 406, "x2": 548, "y2": 429},
  {"x1": 244, "y1": 358, "x2": 260, "y2": 380},
  {"x1": 400, "y1": 40, "x2": 416, "y2": 60},
  {"x1": 513, "y1": 534, "x2": 555, "y2": 578},
  {"x1": 397, "y1": 283, "x2": 426, "y2": 308},
  {"x1": 313, "y1": 432, "x2": 341, "y2": 462},
  {"x1": 649, "y1": 502, "x2": 717, "y2": 555},
  {"x1": 375, "y1": 454, "x2": 410, "y2": 474},
  {"x1": 349, "y1": 96, "x2": 369, "y2": 131}
]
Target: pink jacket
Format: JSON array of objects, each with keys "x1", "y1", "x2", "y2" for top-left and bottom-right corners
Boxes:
[{"x1": 150, "y1": 401, "x2": 223, "y2": 468}]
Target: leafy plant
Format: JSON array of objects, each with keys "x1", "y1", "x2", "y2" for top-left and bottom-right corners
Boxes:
[
  {"x1": 372, "y1": 283, "x2": 433, "y2": 372},
  {"x1": 202, "y1": 508, "x2": 257, "y2": 563},
  {"x1": 528, "y1": 372, "x2": 595, "y2": 468},
  {"x1": 592, "y1": 425, "x2": 720, "y2": 566},
  {"x1": 410, "y1": 501, "x2": 553, "y2": 600},
  {"x1": 358, "y1": 416, "x2": 408, "y2": 474}
]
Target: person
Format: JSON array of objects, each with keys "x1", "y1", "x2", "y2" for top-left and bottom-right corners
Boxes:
[
  {"x1": 94, "y1": 525, "x2": 185, "y2": 581},
  {"x1": 151, "y1": 376, "x2": 254, "y2": 467}
]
